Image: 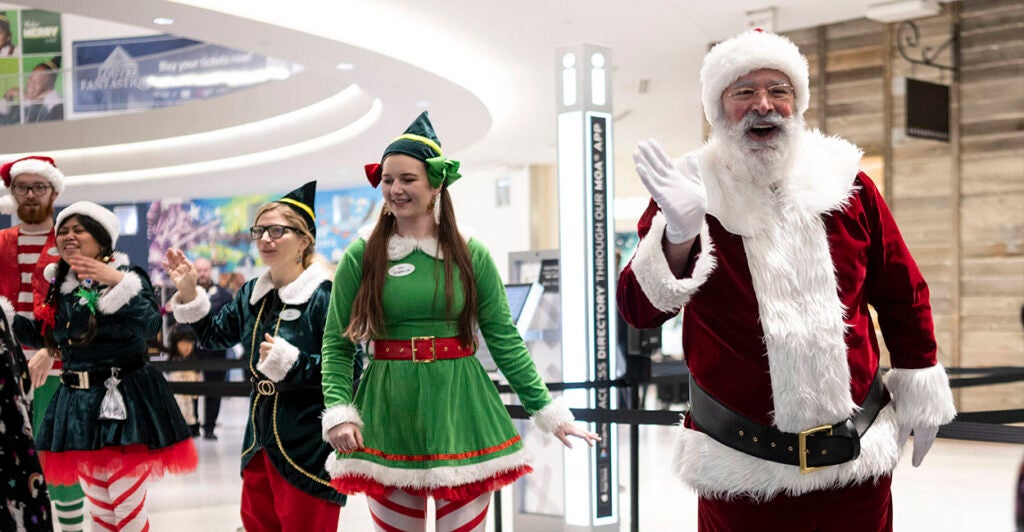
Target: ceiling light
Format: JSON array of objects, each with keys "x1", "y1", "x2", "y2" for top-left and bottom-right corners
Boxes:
[
  {"x1": 865, "y1": 0, "x2": 940, "y2": 23},
  {"x1": 414, "y1": 100, "x2": 430, "y2": 108},
  {"x1": 335, "y1": 62, "x2": 355, "y2": 71},
  {"x1": 153, "y1": 17, "x2": 175, "y2": 25}
]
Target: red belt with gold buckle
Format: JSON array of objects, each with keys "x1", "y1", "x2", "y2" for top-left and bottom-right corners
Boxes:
[{"x1": 372, "y1": 336, "x2": 474, "y2": 363}]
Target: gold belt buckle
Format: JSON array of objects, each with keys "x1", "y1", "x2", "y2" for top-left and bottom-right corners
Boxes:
[
  {"x1": 798, "y1": 424, "x2": 833, "y2": 474},
  {"x1": 255, "y1": 379, "x2": 277, "y2": 395},
  {"x1": 69, "y1": 370, "x2": 90, "y2": 389},
  {"x1": 411, "y1": 336, "x2": 436, "y2": 363}
]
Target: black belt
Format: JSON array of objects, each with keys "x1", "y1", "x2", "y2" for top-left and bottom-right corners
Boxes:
[
  {"x1": 61, "y1": 358, "x2": 146, "y2": 390},
  {"x1": 688, "y1": 368, "x2": 890, "y2": 474}
]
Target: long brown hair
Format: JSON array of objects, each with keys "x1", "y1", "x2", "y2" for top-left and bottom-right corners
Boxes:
[{"x1": 345, "y1": 184, "x2": 478, "y2": 346}]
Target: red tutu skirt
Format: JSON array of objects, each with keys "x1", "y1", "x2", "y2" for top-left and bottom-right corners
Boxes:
[{"x1": 40, "y1": 439, "x2": 198, "y2": 486}]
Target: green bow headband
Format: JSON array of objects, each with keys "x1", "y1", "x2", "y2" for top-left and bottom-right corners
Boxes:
[{"x1": 425, "y1": 156, "x2": 461, "y2": 188}]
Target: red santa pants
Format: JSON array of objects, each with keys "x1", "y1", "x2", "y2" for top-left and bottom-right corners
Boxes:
[
  {"x1": 697, "y1": 475, "x2": 892, "y2": 532},
  {"x1": 240, "y1": 450, "x2": 341, "y2": 532}
]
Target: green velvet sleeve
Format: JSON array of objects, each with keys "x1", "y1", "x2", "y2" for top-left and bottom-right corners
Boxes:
[
  {"x1": 321, "y1": 239, "x2": 365, "y2": 407},
  {"x1": 470, "y1": 238, "x2": 553, "y2": 414}
]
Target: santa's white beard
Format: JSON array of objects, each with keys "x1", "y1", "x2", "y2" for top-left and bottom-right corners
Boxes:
[{"x1": 713, "y1": 111, "x2": 804, "y2": 187}]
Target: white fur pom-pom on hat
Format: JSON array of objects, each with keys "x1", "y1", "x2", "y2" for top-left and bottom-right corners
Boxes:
[
  {"x1": 700, "y1": 28, "x2": 810, "y2": 127},
  {"x1": 56, "y1": 201, "x2": 121, "y2": 247}
]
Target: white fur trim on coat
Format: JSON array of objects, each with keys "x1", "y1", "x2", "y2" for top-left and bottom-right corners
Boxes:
[
  {"x1": 96, "y1": 270, "x2": 142, "y2": 314},
  {"x1": 256, "y1": 335, "x2": 299, "y2": 382},
  {"x1": 355, "y1": 224, "x2": 475, "y2": 261},
  {"x1": 530, "y1": 396, "x2": 574, "y2": 434},
  {"x1": 249, "y1": 263, "x2": 330, "y2": 305},
  {"x1": 0, "y1": 295, "x2": 14, "y2": 328},
  {"x1": 884, "y1": 363, "x2": 957, "y2": 430},
  {"x1": 325, "y1": 446, "x2": 532, "y2": 490},
  {"x1": 169, "y1": 289, "x2": 211, "y2": 324},
  {"x1": 674, "y1": 405, "x2": 901, "y2": 501},
  {"x1": 321, "y1": 403, "x2": 364, "y2": 441},
  {"x1": 630, "y1": 213, "x2": 717, "y2": 314}
]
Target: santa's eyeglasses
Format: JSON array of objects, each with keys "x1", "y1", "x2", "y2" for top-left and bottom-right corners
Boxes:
[
  {"x1": 250, "y1": 225, "x2": 299, "y2": 240},
  {"x1": 726, "y1": 84, "x2": 795, "y2": 103},
  {"x1": 12, "y1": 183, "x2": 53, "y2": 196}
]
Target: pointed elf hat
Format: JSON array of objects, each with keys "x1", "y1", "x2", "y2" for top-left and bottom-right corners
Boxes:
[
  {"x1": 276, "y1": 180, "x2": 317, "y2": 238},
  {"x1": 364, "y1": 111, "x2": 461, "y2": 189},
  {"x1": 0, "y1": 155, "x2": 66, "y2": 215}
]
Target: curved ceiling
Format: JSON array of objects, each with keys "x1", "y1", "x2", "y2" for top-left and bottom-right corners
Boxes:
[{"x1": 4, "y1": 0, "x2": 890, "y2": 205}]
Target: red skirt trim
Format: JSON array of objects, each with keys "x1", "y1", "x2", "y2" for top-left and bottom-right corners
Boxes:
[
  {"x1": 40, "y1": 439, "x2": 198, "y2": 486},
  {"x1": 356, "y1": 435, "x2": 522, "y2": 463},
  {"x1": 330, "y1": 465, "x2": 532, "y2": 502}
]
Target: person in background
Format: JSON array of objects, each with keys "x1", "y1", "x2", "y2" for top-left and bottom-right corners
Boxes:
[
  {"x1": 320, "y1": 111, "x2": 599, "y2": 532},
  {"x1": 192, "y1": 257, "x2": 231, "y2": 440},
  {"x1": 0, "y1": 156, "x2": 86, "y2": 532},
  {"x1": 0, "y1": 302, "x2": 51, "y2": 531},
  {"x1": 23, "y1": 57, "x2": 62, "y2": 123},
  {"x1": 7, "y1": 201, "x2": 197, "y2": 532},
  {"x1": 166, "y1": 324, "x2": 202, "y2": 438},
  {"x1": 617, "y1": 29, "x2": 956, "y2": 531},
  {"x1": 165, "y1": 181, "x2": 354, "y2": 532}
]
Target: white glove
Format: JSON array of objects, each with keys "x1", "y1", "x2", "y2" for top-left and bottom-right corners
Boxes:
[
  {"x1": 633, "y1": 139, "x2": 707, "y2": 243},
  {"x1": 899, "y1": 424, "x2": 939, "y2": 467}
]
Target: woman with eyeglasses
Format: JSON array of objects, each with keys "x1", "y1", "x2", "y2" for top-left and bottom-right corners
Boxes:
[
  {"x1": 5, "y1": 201, "x2": 198, "y2": 532},
  {"x1": 164, "y1": 182, "x2": 359, "y2": 531}
]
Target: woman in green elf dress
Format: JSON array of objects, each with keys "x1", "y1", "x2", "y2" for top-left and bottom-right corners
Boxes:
[
  {"x1": 7, "y1": 201, "x2": 197, "y2": 532},
  {"x1": 165, "y1": 182, "x2": 355, "y2": 532},
  {"x1": 321, "y1": 111, "x2": 599, "y2": 532}
]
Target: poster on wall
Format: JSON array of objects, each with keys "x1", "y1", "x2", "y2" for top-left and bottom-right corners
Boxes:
[
  {"x1": 73, "y1": 34, "x2": 295, "y2": 113},
  {"x1": 147, "y1": 185, "x2": 381, "y2": 286},
  {"x1": 0, "y1": 10, "x2": 21, "y2": 57},
  {"x1": 20, "y1": 10, "x2": 60, "y2": 55},
  {"x1": 21, "y1": 54, "x2": 62, "y2": 122},
  {"x1": 0, "y1": 57, "x2": 18, "y2": 125}
]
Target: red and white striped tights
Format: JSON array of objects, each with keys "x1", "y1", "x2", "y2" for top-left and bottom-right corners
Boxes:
[
  {"x1": 78, "y1": 468, "x2": 151, "y2": 532},
  {"x1": 368, "y1": 489, "x2": 491, "y2": 532}
]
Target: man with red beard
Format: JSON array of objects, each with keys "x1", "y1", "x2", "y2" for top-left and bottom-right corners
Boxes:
[
  {"x1": 618, "y1": 30, "x2": 956, "y2": 531},
  {"x1": 0, "y1": 155, "x2": 87, "y2": 531}
]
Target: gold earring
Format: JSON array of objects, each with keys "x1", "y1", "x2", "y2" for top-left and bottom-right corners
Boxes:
[
  {"x1": 382, "y1": 204, "x2": 392, "y2": 216},
  {"x1": 426, "y1": 196, "x2": 436, "y2": 214}
]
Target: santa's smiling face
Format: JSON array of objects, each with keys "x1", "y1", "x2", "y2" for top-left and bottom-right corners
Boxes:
[{"x1": 721, "y1": 68, "x2": 795, "y2": 145}]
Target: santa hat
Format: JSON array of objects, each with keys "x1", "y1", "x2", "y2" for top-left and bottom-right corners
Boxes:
[
  {"x1": 700, "y1": 29, "x2": 810, "y2": 127},
  {"x1": 276, "y1": 181, "x2": 317, "y2": 238},
  {"x1": 0, "y1": 155, "x2": 65, "y2": 215},
  {"x1": 56, "y1": 201, "x2": 120, "y2": 247},
  {"x1": 364, "y1": 111, "x2": 461, "y2": 189}
]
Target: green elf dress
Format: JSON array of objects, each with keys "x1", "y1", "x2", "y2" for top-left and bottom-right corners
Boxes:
[
  {"x1": 171, "y1": 265, "x2": 347, "y2": 504},
  {"x1": 321, "y1": 227, "x2": 574, "y2": 501}
]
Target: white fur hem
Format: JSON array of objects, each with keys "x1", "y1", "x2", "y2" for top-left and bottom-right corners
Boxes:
[
  {"x1": 885, "y1": 364, "x2": 957, "y2": 429},
  {"x1": 169, "y1": 289, "x2": 211, "y2": 324},
  {"x1": 631, "y1": 213, "x2": 717, "y2": 313},
  {"x1": 0, "y1": 296, "x2": 14, "y2": 328},
  {"x1": 530, "y1": 396, "x2": 574, "y2": 434},
  {"x1": 256, "y1": 336, "x2": 298, "y2": 382},
  {"x1": 322, "y1": 403, "x2": 364, "y2": 441},
  {"x1": 97, "y1": 271, "x2": 142, "y2": 314},
  {"x1": 325, "y1": 447, "x2": 532, "y2": 489},
  {"x1": 674, "y1": 405, "x2": 901, "y2": 501}
]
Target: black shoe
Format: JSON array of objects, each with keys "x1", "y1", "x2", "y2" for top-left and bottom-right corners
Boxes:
[
  {"x1": 203, "y1": 432, "x2": 218, "y2": 441},
  {"x1": 189, "y1": 424, "x2": 201, "y2": 438}
]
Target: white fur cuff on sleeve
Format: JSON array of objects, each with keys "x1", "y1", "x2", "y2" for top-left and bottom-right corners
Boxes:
[
  {"x1": 256, "y1": 336, "x2": 299, "y2": 382},
  {"x1": 531, "y1": 396, "x2": 575, "y2": 434},
  {"x1": 97, "y1": 271, "x2": 143, "y2": 314},
  {"x1": 885, "y1": 363, "x2": 957, "y2": 429},
  {"x1": 322, "y1": 403, "x2": 364, "y2": 441},
  {"x1": 631, "y1": 213, "x2": 717, "y2": 313},
  {"x1": 169, "y1": 289, "x2": 211, "y2": 324},
  {"x1": 0, "y1": 296, "x2": 14, "y2": 327}
]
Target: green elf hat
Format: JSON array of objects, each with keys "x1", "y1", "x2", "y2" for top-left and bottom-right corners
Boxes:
[
  {"x1": 364, "y1": 111, "x2": 461, "y2": 189},
  {"x1": 276, "y1": 180, "x2": 317, "y2": 238}
]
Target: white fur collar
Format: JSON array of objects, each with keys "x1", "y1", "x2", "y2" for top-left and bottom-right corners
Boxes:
[
  {"x1": 58, "y1": 252, "x2": 131, "y2": 294},
  {"x1": 248, "y1": 264, "x2": 330, "y2": 305},
  {"x1": 356, "y1": 224, "x2": 473, "y2": 261},
  {"x1": 694, "y1": 129, "x2": 862, "y2": 237}
]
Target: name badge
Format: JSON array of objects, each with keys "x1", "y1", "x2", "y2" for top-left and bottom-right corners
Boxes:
[
  {"x1": 47, "y1": 247, "x2": 59, "y2": 256},
  {"x1": 388, "y1": 263, "x2": 415, "y2": 277},
  {"x1": 279, "y1": 309, "x2": 302, "y2": 321}
]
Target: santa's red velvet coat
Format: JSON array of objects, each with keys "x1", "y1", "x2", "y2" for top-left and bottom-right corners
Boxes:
[{"x1": 618, "y1": 129, "x2": 956, "y2": 500}]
